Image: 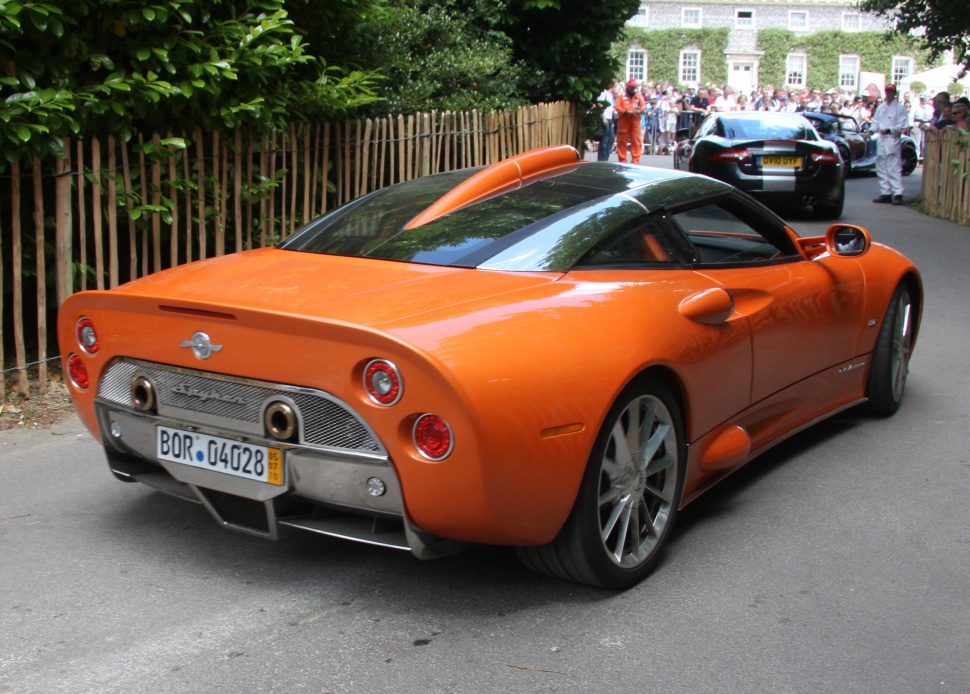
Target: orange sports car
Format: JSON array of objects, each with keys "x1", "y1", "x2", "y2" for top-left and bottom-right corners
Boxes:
[{"x1": 58, "y1": 145, "x2": 921, "y2": 588}]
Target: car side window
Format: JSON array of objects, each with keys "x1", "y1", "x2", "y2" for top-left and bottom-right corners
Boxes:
[
  {"x1": 695, "y1": 116, "x2": 717, "y2": 139},
  {"x1": 577, "y1": 212, "x2": 697, "y2": 267},
  {"x1": 672, "y1": 200, "x2": 799, "y2": 265}
]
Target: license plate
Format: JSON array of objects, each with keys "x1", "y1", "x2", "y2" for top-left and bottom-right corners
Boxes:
[
  {"x1": 157, "y1": 425, "x2": 283, "y2": 485},
  {"x1": 761, "y1": 156, "x2": 802, "y2": 167}
]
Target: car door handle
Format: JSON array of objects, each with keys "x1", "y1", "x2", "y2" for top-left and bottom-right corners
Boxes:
[{"x1": 678, "y1": 288, "x2": 735, "y2": 325}]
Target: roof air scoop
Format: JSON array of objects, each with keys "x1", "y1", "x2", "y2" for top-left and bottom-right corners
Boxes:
[{"x1": 405, "y1": 145, "x2": 581, "y2": 230}]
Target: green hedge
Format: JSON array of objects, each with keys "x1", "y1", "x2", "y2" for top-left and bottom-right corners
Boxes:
[
  {"x1": 613, "y1": 27, "x2": 730, "y2": 86},
  {"x1": 614, "y1": 27, "x2": 935, "y2": 91},
  {"x1": 758, "y1": 30, "x2": 934, "y2": 90}
]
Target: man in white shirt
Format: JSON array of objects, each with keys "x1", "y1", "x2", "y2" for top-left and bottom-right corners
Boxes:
[
  {"x1": 597, "y1": 86, "x2": 616, "y2": 161},
  {"x1": 712, "y1": 87, "x2": 737, "y2": 112},
  {"x1": 870, "y1": 84, "x2": 910, "y2": 205},
  {"x1": 909, "y1": 93, "x2": 933, "y2": 159}
]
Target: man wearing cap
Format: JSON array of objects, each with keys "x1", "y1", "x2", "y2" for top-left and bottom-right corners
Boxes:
[
  {"x1": 615, "y1": 78, "x2": 647, "y2": 164},
  {"x1": 871, "y1": 84, "x2": 910, "y2": 205}
]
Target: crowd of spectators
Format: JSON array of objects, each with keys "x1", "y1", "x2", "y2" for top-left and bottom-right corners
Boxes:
[{"x1": 596, "y1": 78, "x2": 970, "y2": 160}]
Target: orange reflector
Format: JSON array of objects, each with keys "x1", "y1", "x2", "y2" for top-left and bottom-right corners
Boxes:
[{"x1": 540, "y1": 423, "x2": 585, "y2": 438}]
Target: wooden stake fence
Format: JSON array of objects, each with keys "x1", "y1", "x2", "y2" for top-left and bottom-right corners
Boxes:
[
  {"x1": 920, "y1": 129, "x2": 970, "y2": 226},
  {"x1": 0, "y1": 102, "x2": 582, "y2": 394}
]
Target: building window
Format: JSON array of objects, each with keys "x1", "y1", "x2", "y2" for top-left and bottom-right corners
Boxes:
[
  {"x1": 628, "y1": 7, "x2": 647, "y2": 27},
  {"x1": 839, "y1": 55, "x2": 859, "y2": 89},
  {"x1": 627, "y1": 50, "x2": 647, "y2": 82},
  {"x1": 682, "y1": 8, "x2": 701, "y2": 28},
  {"x1": 680, "y1": 50, "x2": 700, "y2": 84},
  {"x1": 788, "y1": 11, "x2": 808, "y2": 31},
  {"x1": 786, "y1": 54, "x2": 806, "y2": 88},
  {"x1": 842, "y1": 13, "x2": 860, "y2": 31},
  {"x1": 735, "y1": 9, "x2": 754, "y2": 28},
  {"x1": 892, "y1": 56, "x2": 914, "y2": 86}
]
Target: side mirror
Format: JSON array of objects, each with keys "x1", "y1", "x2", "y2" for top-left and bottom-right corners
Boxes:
[
  {"x1": 826, "y1": 224, "x2": 871, "y2": 257},
  {"x1": 860, "y1": 121, "x2": 872, "y2": 133},
  {"x1": 676, "y1": 127, "x2": 691, "y2": 142}
]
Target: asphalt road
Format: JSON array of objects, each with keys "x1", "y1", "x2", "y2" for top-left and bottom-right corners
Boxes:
[{"x1": 2, "y1": 160, "x2": 968, "y2": 694}]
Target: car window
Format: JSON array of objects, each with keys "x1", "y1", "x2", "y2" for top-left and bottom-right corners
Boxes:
[
  {"x1": 695, "y1": 116, "x2": 717, "y2": 139},
  {"x1": 671, "y1": 200, "x2": 800, "y2": 265},
  {"x1": 722, "y1": 118, "x2": 816, "y2": 141},
  {"x1": 810, "y1": 118, "x2": 836, "y2": 135},
  {"x1": 839, "y1": 117, "x2": 860, "y2": 134},
  {"x1": 576, "y1": 211, "x2": 697, "y2": 267}
]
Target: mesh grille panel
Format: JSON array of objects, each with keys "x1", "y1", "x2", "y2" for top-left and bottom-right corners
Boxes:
[{"x1": 97, "y1": 359, "x2": 383, "y2": 455}]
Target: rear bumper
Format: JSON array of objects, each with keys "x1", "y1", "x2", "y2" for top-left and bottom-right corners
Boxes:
[
  {"x1": 93, "y1": 359, "x2": 469, "y2": 559},
  {"x1": 697, "y1": 161, "x2": 844, "y2": 204}
]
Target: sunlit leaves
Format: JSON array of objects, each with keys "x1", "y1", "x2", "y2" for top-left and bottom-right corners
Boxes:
[{"x1": 0, "y1": 0, "x2": 381, "y2": 161}]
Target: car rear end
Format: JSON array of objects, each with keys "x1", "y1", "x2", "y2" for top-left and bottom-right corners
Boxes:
[
  {"x1": 692, "y1": 114, "x2": 844, "y2": 209},
  {"x1": 58, "y1": 250, "x2": 574, "y2": 558}
]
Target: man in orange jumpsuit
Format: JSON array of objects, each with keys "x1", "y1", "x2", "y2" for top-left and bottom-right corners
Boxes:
[{"x1": 615, "y1": 78, "x2": 647, "y2": 164}]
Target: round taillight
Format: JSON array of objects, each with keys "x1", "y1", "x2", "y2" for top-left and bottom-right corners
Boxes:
[
  {"x1": 67, "y1": 354, "x2": 90, "y2": 390},
  {"x1": 364, "y1": 359, "x2": 402, "y2": 406},
  {"x1": 76, "y1": 316, "x2": 99, "y2": 354},
  {"x1": 413, "y1": 414, "x2": 453, "y2": 461}
]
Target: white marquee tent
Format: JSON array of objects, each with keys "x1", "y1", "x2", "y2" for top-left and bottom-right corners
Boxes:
[{"x1": 898, "y1": 63, "x2": 969, "y2": 98}]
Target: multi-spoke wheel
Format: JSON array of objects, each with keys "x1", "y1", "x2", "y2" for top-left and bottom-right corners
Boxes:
[
  {"x1": 516, "y1": 377, "x2": 685, "y2": 588},
  {"x1": 866, "y1": 283, "x2": 916, "y2": 414}
]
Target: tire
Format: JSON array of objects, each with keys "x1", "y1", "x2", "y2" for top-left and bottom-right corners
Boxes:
[
  {"x1": 866, "y1": 283, "x2": 915, "y2": 414},
  {"x1": 516, "y1": 377, "x2": 686, "y2": 588},
  {"x1": 901, "y1": 144, "x2": 918, "y2": 176},
  {"x1": 814, "y1": 183, "x2": 845, "y2": 220}
]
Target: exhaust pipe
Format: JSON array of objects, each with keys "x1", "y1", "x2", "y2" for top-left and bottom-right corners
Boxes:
[
  {"x1": 802, "y1": 195, "x2": 818, "y2": 205},
  {"x1": 130, "y1": 375, "x2": 157, "y2": 413},
  {"x1": 265, "y1": 401, "x2": 298, "y2": 441}
]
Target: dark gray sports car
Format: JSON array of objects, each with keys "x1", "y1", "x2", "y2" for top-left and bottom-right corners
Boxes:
[
  {"x1": 802, "y1": 111, "x2": 918, "y2": 177},
  {"x1": 674, "y1": 112, "x2": 846, "y2": 219}
]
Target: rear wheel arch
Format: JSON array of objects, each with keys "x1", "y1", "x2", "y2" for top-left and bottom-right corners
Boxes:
[
  {"x1": 627, "y1": 365, "x2": 691, "y2": 440},
  {"x1": 516, "y1": 368, "x2": 688, "y2": 587}
]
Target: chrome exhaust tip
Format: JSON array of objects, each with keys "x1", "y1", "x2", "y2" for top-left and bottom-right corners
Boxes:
[
  {"x1": 265, "y1": 401, "x2": 298, "y2": 441},
  {"x1": 130, "y1": 375, "x2": 156, "y2": 413}
]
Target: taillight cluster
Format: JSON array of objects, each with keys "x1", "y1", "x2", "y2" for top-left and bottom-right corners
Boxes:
[
  {"x1": 413, "y1": 414, "x2": 453, "y2": 461},
  {"x1": 364, "y1": 359, "x2": 402, "y2": 406},
  {"x1": 67, "y1": 316, "x2": 99, "y2": 390},
  {"x1": 810, "y1": 151, "x2": 840, "y2": 165},
  {"x1": 711, "y1": 148, "x2": 751, "y2": 163},
  {"x1": 363, "y1": 357, "x2": 454, "y2": 461}
]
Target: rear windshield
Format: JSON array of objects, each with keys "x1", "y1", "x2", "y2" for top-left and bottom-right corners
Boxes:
[
  {"x1": 280, "y1": 171, "x2": 610, "y2": 267},
  {"x1": 722, "y1": 118, "x2": 816, "y2": 141}
]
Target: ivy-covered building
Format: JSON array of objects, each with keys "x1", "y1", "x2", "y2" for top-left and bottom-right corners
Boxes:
[{"x1": 620, "y1": 0, "x2": 929, "y2": 93}]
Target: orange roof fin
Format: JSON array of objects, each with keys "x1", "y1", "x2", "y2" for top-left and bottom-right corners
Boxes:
[{"x1": 405, "y1": 145, "x2": 581, "y2": 230}]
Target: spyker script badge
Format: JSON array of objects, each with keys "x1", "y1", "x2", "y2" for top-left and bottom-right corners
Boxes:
[
  {"x1": 171, "y1": 383, "x2": 246, "y2": 406},
  {"x1": 180, "y1": 331, "x2": 223, "y2": 360}
]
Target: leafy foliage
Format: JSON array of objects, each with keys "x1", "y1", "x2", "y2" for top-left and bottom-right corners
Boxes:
[
  {"x1": 613, "y1": 26, "x2": 931, "y2": 91},
  {"x1": 498, "y1": 0, "x2": 642, "y2": 104},
  {"x1": 0, "y1": 0, "x2": 383, "y2": 160},
  {"x1": 860, "y1": 0, "x2": 970, "y2": 72},
  {"x1": 304, "y1": 0, "x2": 524, "y2": 115},
  {"x1": 757, "y1": 29, "x2": 932, "y2": 91},
  {"x1": 614, "y1": 27, "x2": 730, "y2": 86}
]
